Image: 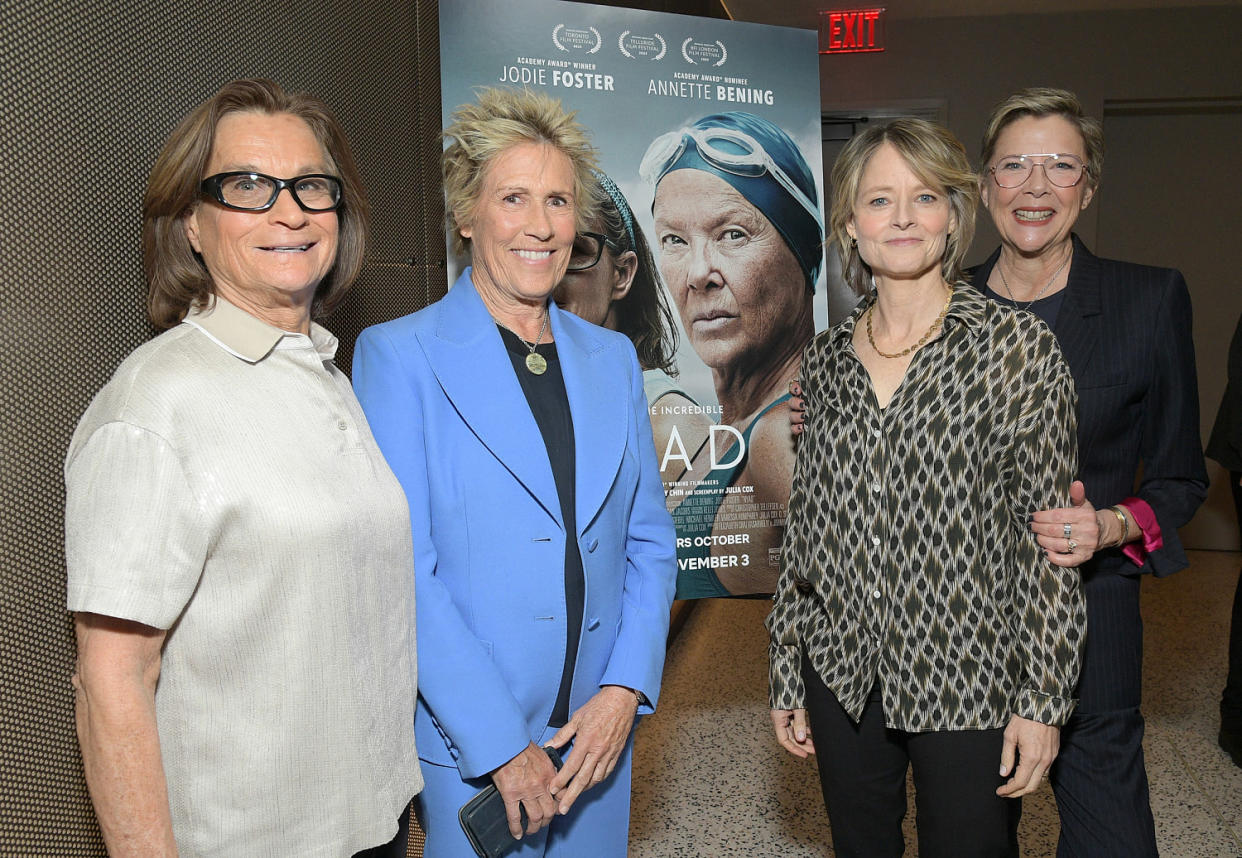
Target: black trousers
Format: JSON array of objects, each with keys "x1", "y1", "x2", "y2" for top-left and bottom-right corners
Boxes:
[
  {"x1": 1222, "y1": 474, "x2": 1242, "y2": 729},
  {"x1": 1051, "y1": 705, "x2": 1155, "y2": 857},
  {"x1": 801, "y1": 661, "x2": 1020, "y2": 858},
  {"x1": 1050, "y1": 569, "x2": 1158, "y2": 858},
  {"x1": 352, "y1": 800, "x2": 412, "y2": 858}
]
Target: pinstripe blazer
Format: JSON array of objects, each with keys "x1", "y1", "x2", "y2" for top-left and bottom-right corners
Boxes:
[{"x1": 971, "y1": 234, "x2": 1207, "y2": 579}]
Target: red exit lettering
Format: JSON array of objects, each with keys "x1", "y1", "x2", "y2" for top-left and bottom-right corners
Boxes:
[{"x1": 820, "y1": 8, "x2": 885, "y2": 54}]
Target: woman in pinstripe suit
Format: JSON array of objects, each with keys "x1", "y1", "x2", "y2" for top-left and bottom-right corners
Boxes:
[{"x1": 971, "y1": 87, "x2": 1207, "y2": 858}]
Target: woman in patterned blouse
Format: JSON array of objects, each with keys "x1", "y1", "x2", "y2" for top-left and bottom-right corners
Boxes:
[{"x1": 767, "y1": 118, "x2": 1087, "y2": 857}]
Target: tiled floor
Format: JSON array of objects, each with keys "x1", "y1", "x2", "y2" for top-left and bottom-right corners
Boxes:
[{"x1": 630, "y1": 550, "x2": 1242, "y2": 856}]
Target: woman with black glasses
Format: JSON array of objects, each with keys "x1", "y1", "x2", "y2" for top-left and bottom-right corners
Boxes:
[{"x1": 65, "y1": 79, "x2": 420, "y2": 857}]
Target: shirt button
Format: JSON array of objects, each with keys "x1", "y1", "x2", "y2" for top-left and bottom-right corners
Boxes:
[
  {"x1": 872, "y1": 482, "x2": 882, "y2": 493},
  {"x1": 337, "y1": 420, "x2": 349, "y2": 431},
  {"x1": 871, "y1": 427, "x2": 881, "y2": 437},
  {"x1": 871, "y1": 535, "x2": 881, "y2": 546},
  {"x1": 871, "y1": 590, "x2": 882, "y2": 599}
]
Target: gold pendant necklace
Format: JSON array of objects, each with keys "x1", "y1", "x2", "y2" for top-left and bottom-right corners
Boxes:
[
  {"x1": 866, "y1": 284, "x2": 953, "y2": 359},
  {"x1": 497, "y1": 311, "x2": 550, "y2": 375},
  {"x1": 525, "y1": 351, "x2": 547, "y2": 375}
]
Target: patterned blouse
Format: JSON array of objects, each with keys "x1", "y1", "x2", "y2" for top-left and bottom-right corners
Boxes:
[{"x1": 768, "y1": 285, "x2": 1086, "y2": 731}]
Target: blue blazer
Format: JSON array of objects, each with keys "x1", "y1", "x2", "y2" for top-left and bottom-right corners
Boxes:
[{"x1": 353, "y1": 269, "x2": 676, "y2": 778}]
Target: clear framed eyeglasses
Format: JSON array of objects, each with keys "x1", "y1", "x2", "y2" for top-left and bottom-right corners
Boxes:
[{"x1": 989, "y1": 154, "x2": 1087, "y2": 189}]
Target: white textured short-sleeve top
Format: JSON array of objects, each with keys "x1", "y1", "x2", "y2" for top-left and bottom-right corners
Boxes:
[{"x1": 65, "y1": 296, "x2": 420, "y2": 857}]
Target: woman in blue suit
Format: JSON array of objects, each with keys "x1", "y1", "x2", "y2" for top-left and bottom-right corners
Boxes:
[{"x1": 353, "y1": 87, "x2": 676, "y2": 857}]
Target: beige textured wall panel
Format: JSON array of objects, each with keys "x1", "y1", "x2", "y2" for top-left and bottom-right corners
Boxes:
[{"x1": 0, "y1": 0, "x2": 443, "y2": 852}]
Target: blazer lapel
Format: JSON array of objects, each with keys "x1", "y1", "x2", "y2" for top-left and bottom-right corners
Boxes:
[
  {"x1": 549, "y1": 304, "x2": 626, "y2": 537},
  {"x1": 1054, "y1": 234, "x2": 1103, "y2": 382},
  {"x1": 419, "y1": 271, "x2": 562, "y2": 526},
  {"x1": 973, "y1": 236, "x2": 1101, "y2": 380}
]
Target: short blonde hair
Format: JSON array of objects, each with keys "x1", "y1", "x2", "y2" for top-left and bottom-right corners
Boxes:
[
  {"x1": 980, "y1": 87, "x2": 1104, "y2": 193},
  {"x1": 442, "y1": 87, "x2": 599, "y2": 257},
  {"x1": 829, "y1": 118, "x2": 977, "y2": 296}
]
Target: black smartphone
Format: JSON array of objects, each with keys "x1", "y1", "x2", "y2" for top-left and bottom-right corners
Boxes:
[{"x1": 458, "y1": 745, "x2": 564, "y2": 858}]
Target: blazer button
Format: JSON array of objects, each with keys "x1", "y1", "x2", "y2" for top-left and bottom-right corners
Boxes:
[{"x1": 795, "y1": 578, "x2": 812, "y2": 594}]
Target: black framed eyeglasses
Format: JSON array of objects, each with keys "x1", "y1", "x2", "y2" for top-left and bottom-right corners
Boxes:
[
  {"x1": 565, "y1": 232, "x2": 623, "y2": 272},
  {"x1": 200, "y1": 172, "x2": 343, "y2": 212}
]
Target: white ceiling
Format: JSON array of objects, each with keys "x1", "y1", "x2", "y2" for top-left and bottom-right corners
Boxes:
[{"x1": 719, "y1": 0, "x2": 1242, "y2": 28}]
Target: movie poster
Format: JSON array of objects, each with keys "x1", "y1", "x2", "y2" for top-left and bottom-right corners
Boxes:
[{"x1": 440, "y1": 0, "x2": 829, "y2": 598}]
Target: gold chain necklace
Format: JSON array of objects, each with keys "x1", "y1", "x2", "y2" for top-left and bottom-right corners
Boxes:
[
  {"x1": 495, "y1": 311, "x2": 550, "y2": 375},
  {"x1": 865, "y1": 284, "x2": 953, "y2": 359}
]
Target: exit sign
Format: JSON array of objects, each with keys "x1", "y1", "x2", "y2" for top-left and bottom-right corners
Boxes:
[{"x1": 819, "y1": 8, "x2": 885, "y2": 54}]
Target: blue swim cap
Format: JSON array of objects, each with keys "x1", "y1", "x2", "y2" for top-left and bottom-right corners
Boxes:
[{"x1": 647, "y1": 112, "x2": 823, "y2": 292}]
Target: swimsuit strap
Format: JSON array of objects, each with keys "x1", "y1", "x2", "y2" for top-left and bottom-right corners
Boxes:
[{"x1": 739, "y1": 392, "x2": 793, "y2": 445}]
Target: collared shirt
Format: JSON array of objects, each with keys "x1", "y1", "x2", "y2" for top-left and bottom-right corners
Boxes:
[
  {"x1": 65, "y1": 296, "x2": 420, "y2": 857},
  {"x1": 768, "y1": 285, "x2": 1086, "y2": 731}
]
